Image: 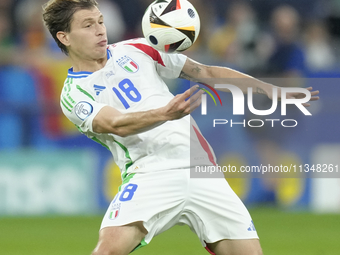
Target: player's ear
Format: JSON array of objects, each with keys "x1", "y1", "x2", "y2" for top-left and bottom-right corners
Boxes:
[{"x1": 56, "y1": 31, "x2": 71, "y2": 47}]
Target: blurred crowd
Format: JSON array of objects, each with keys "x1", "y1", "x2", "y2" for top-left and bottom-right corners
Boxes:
[{"x1": 0, "y1": 0, "x2": 340, "y2": 149}]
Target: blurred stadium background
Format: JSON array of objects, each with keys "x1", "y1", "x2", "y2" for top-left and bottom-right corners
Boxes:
[{"x1": 1, "y1": 0, "x2": 340, "y2": 254}]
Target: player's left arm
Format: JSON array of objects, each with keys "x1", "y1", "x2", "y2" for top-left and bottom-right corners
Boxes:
[{"x1": 179, "y1": 57, "x2": 319, "y2": 105}]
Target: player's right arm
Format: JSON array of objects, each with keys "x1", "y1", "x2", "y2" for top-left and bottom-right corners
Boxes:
[{"x1": 92, "y1": 85, "x2": 203, "y2": 137}]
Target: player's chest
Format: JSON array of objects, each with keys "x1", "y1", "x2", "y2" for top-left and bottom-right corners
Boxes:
[{"x1": 88, "y1": 58, "x2": 161, "y2": 111}]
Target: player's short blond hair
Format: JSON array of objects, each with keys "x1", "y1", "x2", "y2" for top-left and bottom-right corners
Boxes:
[{"x1": 42, "y1": 0, "x2": 98, "y2": 55}]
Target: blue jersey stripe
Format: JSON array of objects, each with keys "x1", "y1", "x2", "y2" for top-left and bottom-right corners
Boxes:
[
  {"x1": 67, "y1": 68, "x2": 92, "y2": 79},
  {"x1": 67, "y1": 75, "x2": 91, "y2": 79},
  {"x1": 107, "y1": 48, "x2": 112, "y2": 60}
]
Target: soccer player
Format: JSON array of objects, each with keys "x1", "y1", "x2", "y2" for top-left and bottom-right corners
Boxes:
[{"x1": 42, "y1": 1, "x2": 319, "y2": 255}]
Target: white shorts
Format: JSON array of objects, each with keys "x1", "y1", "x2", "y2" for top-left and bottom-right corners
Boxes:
[{"x1": 100, "y1": 168, "x2": 258, "y2": 248}]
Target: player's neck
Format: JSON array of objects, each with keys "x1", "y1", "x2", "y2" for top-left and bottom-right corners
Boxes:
[{"x1": 70, "y1": 55, "x2": 108, "y2": 73}]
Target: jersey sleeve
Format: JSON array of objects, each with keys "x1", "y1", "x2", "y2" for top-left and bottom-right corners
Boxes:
[
  {"x1": 60, "y1": 85, "x2": 106, "y2": 135},
  {"x1": 156, "y1": 51, "x2": 187, "y2": 79}
]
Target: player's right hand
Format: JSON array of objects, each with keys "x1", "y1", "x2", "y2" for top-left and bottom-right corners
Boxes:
[{"x1": 162, "y1": 85, "x2": 204, "y2": 120}]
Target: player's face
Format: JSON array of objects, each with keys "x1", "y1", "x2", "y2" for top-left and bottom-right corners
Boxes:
[{"x1": 67, "y1": 7, "x2": 107, "y2": 60}]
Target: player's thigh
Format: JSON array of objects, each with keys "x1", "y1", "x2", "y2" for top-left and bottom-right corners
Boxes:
[
  {"x1": 92, "y1": 221, "x2": 147, "y2": 255},
  {"x1": 207, "y1": 239, "x2": 263, "y2": 255}
]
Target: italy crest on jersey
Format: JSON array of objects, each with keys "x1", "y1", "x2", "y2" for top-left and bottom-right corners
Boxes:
[
  {"x1": 117, "y1": 56, "x2": 139, "y2": 73},
  {"x1": 109, "y1": 203, "x2": 121, "y2": 220}
]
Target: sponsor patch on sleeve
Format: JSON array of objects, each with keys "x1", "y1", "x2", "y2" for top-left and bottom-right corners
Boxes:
[{"x1": 74, "y1": 101, "x2": 93, "y2": 120}]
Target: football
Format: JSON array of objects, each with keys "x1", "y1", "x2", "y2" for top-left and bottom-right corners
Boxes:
[{"x1": 142, "y1": 0, "x2": 200, "y2": 53}]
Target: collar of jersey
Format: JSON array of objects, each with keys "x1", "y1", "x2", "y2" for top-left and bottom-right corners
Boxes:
[{"x1": 67, "y1": 48, "x2": 111, "y2": 79}]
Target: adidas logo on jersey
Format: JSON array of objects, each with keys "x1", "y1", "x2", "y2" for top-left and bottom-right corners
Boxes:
[
  {"x1": 94, "y1": 85, "x2": 106, "y2": 95},
  {"x1": 247, "y1": 220, "x2": 256, "y2": 231}
]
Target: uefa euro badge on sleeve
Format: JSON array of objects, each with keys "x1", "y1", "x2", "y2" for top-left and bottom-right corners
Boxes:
[{"x1": 74, "y1": 101, "x2": 93, "y2": 120}]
